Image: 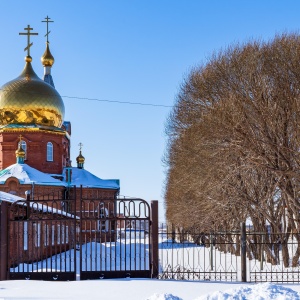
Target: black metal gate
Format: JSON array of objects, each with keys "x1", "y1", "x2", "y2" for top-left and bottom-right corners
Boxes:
[
  {"x1": 4, "y1": 189, "x2": 157, "y2": 281},
  {"x1": 8, "y1": 197, "x2": 77, "y2": 281},
  {"x1": 79, "y1": 197, "x2": 152, "y2": 280}
]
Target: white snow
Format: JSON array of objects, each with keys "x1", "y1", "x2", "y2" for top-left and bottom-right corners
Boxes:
[
  {"x1": 0, "y1": 191, "x2": 24, "y2": 203},
  {"x1": 0, "y1": 190, "x2": 77, "y2": 218},
  {"x1": 3, "y1": 215, "x2": 300, "y2": 299},
  {"x1": 0, "y1": 163, "x2": 66, "y2": 186},
  {"x1": 196, "y1": 283, "x2": 300, "y2": 299},
  {"x1": 3, "y1": 239, "x2": 300, "y2": 299},
  {"x1": 1, "y1": 280, "x2": 300, "y2": 299},
  {"x1": 64, "y1": 167, "x2": 119, "y2": 189},
  {"x1": 0, "y1": 163, "x2": 120, "y2": 190}
]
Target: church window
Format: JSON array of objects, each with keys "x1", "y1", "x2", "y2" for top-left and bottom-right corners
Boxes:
[
  {"x1": 47, "y1": 142, "x2": 53, "y2": 161},
  {"x1": 20, "y1": 140, "x2": 27, "y2": 159}
]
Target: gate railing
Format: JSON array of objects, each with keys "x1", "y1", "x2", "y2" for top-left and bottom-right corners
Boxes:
[
  {"x1": 79, "y1": 198, "x2": 158, "y2": 280},
  {"x1": 0, "y1": 191, "x2": 159, "y2": 281},
  {"x1": 6, "y1": 197, "x2": 78, "y2": 281},
  {"x1": 3, "y1": 201, "x2": 300, "y2": 284}
]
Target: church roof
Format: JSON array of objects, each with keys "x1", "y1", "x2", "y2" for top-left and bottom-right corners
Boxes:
[
  {"x1": 0, "y1": 163, "x2": 66, "y2": 186},
  {"x1": 0, "y1": 163, "x2": 119, "y2": 190},
  {"x1": 0, "y1": 191, "x2": 24, "y2": 203},
  {"x1": 0, "y1": 190, "x2": 77, "y2": 218},
  {"x1": 64, "y1": 167, "x2": 120, "y2": 190}
]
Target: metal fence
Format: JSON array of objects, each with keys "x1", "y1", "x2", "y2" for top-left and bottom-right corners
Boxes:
[
  {"x1": 3, "y1": 196, "x2": 300, "y2": 284},
  {"x1": 0, "y1": 191, "x2": 159, "y2": 281},
  {"x1": 158, "y1": 224, "x2": 300, "y2": 283},
  {"x1": 158, "y1": 224, "x2": 239, "y2": 282},
  {"x1": 247, "y1": 230, "x2": 300, "y2": 283}
]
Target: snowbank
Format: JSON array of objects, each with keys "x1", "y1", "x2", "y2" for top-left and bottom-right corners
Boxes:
[{"x1": 1, "y1": 280, "x2": 300, "y2": 300}]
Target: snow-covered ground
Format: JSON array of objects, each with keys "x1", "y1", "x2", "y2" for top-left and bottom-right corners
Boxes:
[
  {"x1": 4, "y1": 234, "x2": 300, "y2": 299},
  {"x1": 1, "y1": 279, "x2": 300, "y2": 299}
]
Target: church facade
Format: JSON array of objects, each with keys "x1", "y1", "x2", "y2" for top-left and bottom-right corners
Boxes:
[{"x1": 0, "y1": 20, "x2": 120, "y2": 204}]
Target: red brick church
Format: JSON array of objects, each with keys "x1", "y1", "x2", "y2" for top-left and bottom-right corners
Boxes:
[{"x1": 0, "y1": 20, "x2": 120, "y2": 202}]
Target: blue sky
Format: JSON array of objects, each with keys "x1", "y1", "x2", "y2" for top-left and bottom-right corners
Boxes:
[{"x1": 0, "y1": 1, "x2": 300, "y2": 220}]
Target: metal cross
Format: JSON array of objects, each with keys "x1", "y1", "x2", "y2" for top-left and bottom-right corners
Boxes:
[
  {"x1": 79, "y1": 143, "x2": 83, "y2": 151},
  {"x1": 42, "y1": 16, "x2": 54, "y2": 43},
  {"x1": 19, "y1": 25, "x2": 38, "y2": 57}
]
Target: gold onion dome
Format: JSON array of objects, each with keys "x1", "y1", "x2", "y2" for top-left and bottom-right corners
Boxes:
[
  {"x1": 41, "y1": 42, "x2": 54, "y2": 67},
  {"x1": 0, "y1": 58, "x2": 65, "y2": 127},
  {"x1": 76, "y1": 151, "x2": 85, "y2": 164},
  {"x1": 15, "y1": 143, "x2": 25, "y2": 158}
]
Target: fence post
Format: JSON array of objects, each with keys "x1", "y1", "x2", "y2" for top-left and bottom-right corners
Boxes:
[
  {"x1": 210, "y1": 232, "x2": 214, "y2": 271},
  {"x1": 25, "y1": 190, "x2": 30, "y2": 219},
  {"x1": 150, "y1": 200, "x2": 159, "y2": 278},
  {"x1": 171, "y1": 223, "x2": 175, "y2": 243},
  {"x1": 0, "y1": 202, "x2": 8, "y2": 281},
  {"x1": 241, "y1": 222, "x2": 247, "y2": 282},
  {"x1": 260, "y1": 234, "x2": 265, "y2": 271}
]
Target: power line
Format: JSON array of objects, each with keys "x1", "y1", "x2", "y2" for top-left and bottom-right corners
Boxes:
[
  {"x1": 0, "y1": 87, "x2": 173, "y2": 108},
  {"x1": 61, "y1": 95, "x2": 173, "y2": 108}
]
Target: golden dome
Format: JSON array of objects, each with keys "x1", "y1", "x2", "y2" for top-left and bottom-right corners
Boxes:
[
  {"x1": 15, "y1": 143, "x2": 25, "y2": 158},
  {"x1": 41, "y1": 42, "x2": 54, "y2": 67},
  {"x1": 76, "y1": 151, "x2": 85, "y2": 164},
  {"x1": 0, "y1": 60, "x2": 65, "y2": 127}
]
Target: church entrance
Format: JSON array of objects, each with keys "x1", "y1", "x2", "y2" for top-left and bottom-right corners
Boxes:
[{"x1": 2, "y1": 188, "x2": 157, "y2": 281}]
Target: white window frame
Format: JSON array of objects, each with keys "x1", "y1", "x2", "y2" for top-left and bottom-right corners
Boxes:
[{"x1": 47, "y1": 142, "x2": 53, "y2": 161}]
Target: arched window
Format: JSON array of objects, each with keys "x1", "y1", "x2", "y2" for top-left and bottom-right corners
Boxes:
[
  {"x1": 47, "y1": 142, "x2": 53, "y2": 161},
  {"x1": 20, "y1": 140, "x2": 27, "y2": 159}
]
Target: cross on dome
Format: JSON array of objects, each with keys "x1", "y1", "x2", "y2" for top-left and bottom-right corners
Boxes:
[
  {"x1": 19, "y1": 25, "x2": 38, "y2": 59},
  {"x1": 41, "y1": 16, "x2": 55, "y2": 82},
  {"x1": 79, "y1": 142, "x2": 83, "y2": 151},
  {"x1": 42, "y1": 16, "x2": 54, "y2": 43}
]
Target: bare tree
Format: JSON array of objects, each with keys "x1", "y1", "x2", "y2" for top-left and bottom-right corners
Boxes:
[{"x1": 164, "y1": 34, "x2": 300, "y2": 264}]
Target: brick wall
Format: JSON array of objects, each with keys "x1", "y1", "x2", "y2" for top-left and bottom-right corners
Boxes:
[{"x1": 0, "y1": 130, "x2": 70, "y2": 174}]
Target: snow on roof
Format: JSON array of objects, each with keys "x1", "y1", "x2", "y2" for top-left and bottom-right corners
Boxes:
[
  {"x1": 64, "y1": 167, "x2": 120, "y2": 190},
  {"x1": 0, "y1": 163, "x2": 66, "y2": 187},
  {"x1": 28, "y1": 202, "x2": 79, "y2": 219},
  {"x1": 0, "y1": 191, "x2": 24, "y2": 203},
  {"x1": 0, "y1": 163, "x2": 119, "y2": 190},
  {"x1": 0, "y1": 190, "x2": 78, "y2": 219}
]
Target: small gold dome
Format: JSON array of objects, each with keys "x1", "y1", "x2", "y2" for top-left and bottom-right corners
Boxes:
[
  {"x1": 41, "y1": 42, "x2": 54, "y2": 67},
  {"x1": 0, "y1": 61, "x2": 65, "y2": 127},
  {"x1": 76, "y1": 151, "x2": 85, "y2": 164},
  {"x1": 15, "y1": 144, "x2": 25, "y2": 158},
  {"x1": 25, "y1": 56, "x2": 32, "y2": 63}
]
